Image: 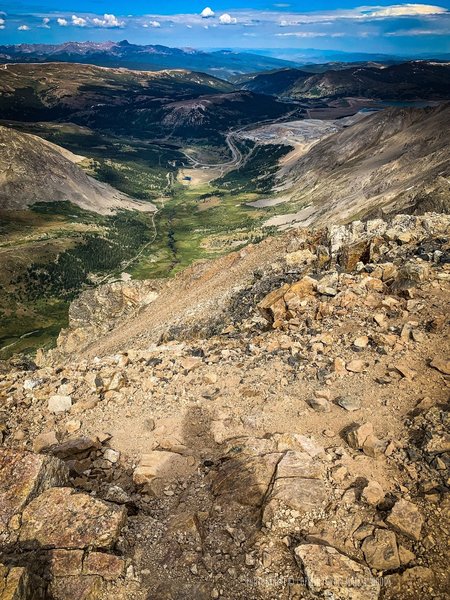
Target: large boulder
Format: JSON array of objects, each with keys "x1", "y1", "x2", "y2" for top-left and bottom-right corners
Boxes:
[
  {"x1": 0, "y1": 450, "x2": 68, "y2": 544},
  {"x1": 19, "y1": 487, "x2": 126, "y2": 550},
  {"x1": 295, "y1": 544, "x2": 380, "y2": 600}
]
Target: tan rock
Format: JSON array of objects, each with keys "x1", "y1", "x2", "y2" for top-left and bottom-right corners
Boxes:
[
  {"x1": 362, "y1": 529, "x2": 400, "y2": 571},
  {"x1": 346, "y1": 360, "x2": 365, "y2": 373},
  {"x1": 0, "y1": 564, "x2": 41, "y2": 600},
  {"x1": 32, "y1": 431, "x2": 58, "y2": 453},
  {"x1": 83, "y1": 553, "x2": 125, "y2": 580},
  {"x1": 384, "y1": 567, "x2": 435, "y2": 599},
  {"x1": 295, "y1": 544, "x2": 380, "y2": 600},
  {"x1": 48, "y1": 395, "x2": 72, "y2": 414},
  {"x1": 0, "y1": 450, "x2": 68, "y2": 543},
  {"x1": 353, "y1": 336, "x2": 369, "y2": 349},
  {"x1": 386, "y1": 499, "x2": 424, "y2": 541},
  {"x1": 429, "y1": 357, "x2": 450, "y2": 375},
  {"x1": 257, "y1": 284, "x2": 290, "y2": 324},
  {"x1": 361, "y1": 481, "x2": 385, "y2": 506},
  {"x1": 334, "y1": 357, "x2": 347, "y2": 376},
  {"x1": 19, "y1": 487, "x2": 126, "y2": 550},
  {"x1": 212, "y1": 449, "x2": 280, "y2": 507}
]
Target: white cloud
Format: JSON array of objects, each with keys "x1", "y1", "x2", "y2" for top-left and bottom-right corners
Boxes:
[
  {"x1": 41, "y1": 17, "x2": 50, "y2": 28},
  {"x1": 145, "y1": 20, "x2": 161, "y2": 28},
  {"x1": 18, "y1": 24, "x2": 30, "y2": 31},
  {"x1": 201, "y1": 7, "x2": 215, "y2": 18},
  {"x1": 364, "y1": 4, "x2": 447, "y2": 18},
  {"x1": 386, "y1": 27, "x2": 449, "y2": 35},
  {"x1": 91, "y1": 14, "x2": 125, "y2": 28},
  {"x1": 219, "y1": 13, "x2": 237, "y2": 24},
  {"x1": 57, "y1": 17, "x2": 68, "y2": 26},
  {"x1": 276, "y1": 31, "x2": 345, "y2": 37},
  {"x1": 71, "y1": 15, "x2": 87, "y2": 27}
]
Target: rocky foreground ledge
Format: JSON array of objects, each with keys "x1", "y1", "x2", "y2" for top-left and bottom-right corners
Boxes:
[{"x1": 1, "y1": 213, "x2": 449, "y2": 599}]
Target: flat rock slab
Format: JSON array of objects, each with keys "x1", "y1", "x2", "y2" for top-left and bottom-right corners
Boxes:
[
  {"x1": 263, "y1": 451, "x2": 327, "y2": 522},
  {"x1": 19, "y1": 487, "x2": 126, "y2": 550},
  {"x1": 212, "y1": 452, "x2": 281, "y2": 507},
  {"x1": 295, "y1": 544, "x2": 380, "y2": 600},
  {"x1": 0, "y1": 450, "x2": 68, "y2": 544},
  {"x1": 49, "y1": 575, "x2": 102, "y2": 600}
]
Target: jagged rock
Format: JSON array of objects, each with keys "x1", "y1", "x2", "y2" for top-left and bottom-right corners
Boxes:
[
  {"x1": 19, "y1": 487, "x2": 126, "y2": 550},
  {"x1": 285, "y1": 249, "x2": 315, "y2": 267},
  {"x1": 337, "y1": 396, "x2": 361, "y2": 412},
  {"x1": 0, "y1": 563, "x2": 46, "y2": 600},
  {"x1": 309, "y1": 396, "x2": 331, "y2": 412},
  {"x1": 258, "y1": 276, "x2": 317, "y2": 325},
  {"x1": 423, "y1": 432, "x2": 450, "y2": 454},
  {"x1": 362, "y1": 529, "x2": 400, "y2": 571},
  {"x1": 354, "y1": 336, "x2": 369, "y2": 349},
  {"x1": 103, "y1": 449, "x2": 120, "y2": 464},
  {"x1": 429, "y1": 357, "x2": 450, "y2": 375},
  {"x1": 346, "y1": 360, "x2": 365, "y2": 373},
  {"x1": 361, "y1": 481, "x2": 385, "y2": 506},
  {"x1": 32, "y1": 431, "x2": 58, "y2": 453},
  {"x1": 48, "y1": 395, "x2": 72, "y2": 414},
  {"x1": 50, "y1": 436, "x2": 98, "y2": 460},
  {"x1": 0, "y1": 450, "x2": 68, "y2": 543},
  {"x1": 386, "y1": 499, "x2": 424, "y2": 541},
  {"x1": 295, "y1": 544, "x2": 380, "y2": 600},
  {"x1": 345, "y1": 423, "x2": 383, "y2": 457}
]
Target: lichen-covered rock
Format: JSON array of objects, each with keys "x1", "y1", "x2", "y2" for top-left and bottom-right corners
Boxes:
[
  {"x1": 0, "y1": 563, "x2": 45, "y2": 600},
  {"x1": 83, "y1": 552, "x2": 124, "y2": 580},
  {"x1": 0, "y1": 450, "x2": 68, "y2": 544},
  {"x1": 19, "y1": 487, "x2": 126, "y2": 550},
  {"x1": 49, "y1": 575, "x2": 102, "y2": 600}
]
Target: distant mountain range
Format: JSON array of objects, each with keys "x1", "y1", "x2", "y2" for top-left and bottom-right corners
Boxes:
[
  {"x1": 240, "y1": 47, "x2": 450, "y2": 64},
  {"x1": 0, "y1": 63, "x2": 301, "y2": 144},
  {"x1": 238, "y1": 62, "x2": 450, "y2": 100},
  {"x1": 0, "y1": 40, "x2": 297, "y2": 79}
]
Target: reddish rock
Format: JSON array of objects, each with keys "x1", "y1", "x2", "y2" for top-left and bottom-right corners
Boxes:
[
  {"x1": 19, "y1": 487, "x2": 126, "y2": 550},
  {"x1": 83, "y1": 552, "x2": 125, "y2": 580},
  {"x1": 50, "y1": 549, "x2": 83, "y2": 577},
  {"x1": 0, "y1": 450, "x2": 68, "y2": 544}
]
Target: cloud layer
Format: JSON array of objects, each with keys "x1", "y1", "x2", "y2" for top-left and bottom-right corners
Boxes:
[{"x1": 0, "y1": 3, "x2": 448, "y2": 52}]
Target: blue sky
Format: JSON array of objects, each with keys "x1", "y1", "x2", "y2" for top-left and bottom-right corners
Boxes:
[{"x1": 1, "y1": 2, "x2": 449, "y2": 54}]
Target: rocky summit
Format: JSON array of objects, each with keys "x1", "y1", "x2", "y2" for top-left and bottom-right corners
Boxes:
[{"x1": 1, "y1": 212, "x2": 449, "y2": 600}]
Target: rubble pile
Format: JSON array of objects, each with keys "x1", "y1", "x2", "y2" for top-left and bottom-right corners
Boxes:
[{"x1": 0, "y1": 213, "x2": 449, "y2": 599}]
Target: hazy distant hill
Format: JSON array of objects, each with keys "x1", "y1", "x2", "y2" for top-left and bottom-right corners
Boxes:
[
  {"x1": 0, "y1": 40, "x2": 297, "y2": 79},
  {"x1": 237, "y1": 61, "x2": 450, "y2": 100}
]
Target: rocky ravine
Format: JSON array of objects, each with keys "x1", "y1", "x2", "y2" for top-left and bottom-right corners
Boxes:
[{"x1": 0, "y1": 213, "x2": 449, "y2": 600}]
